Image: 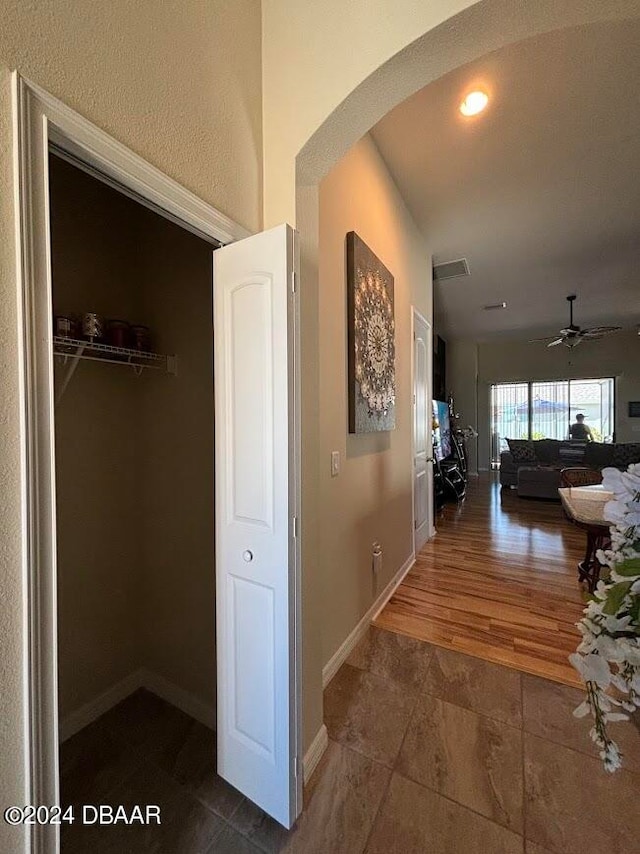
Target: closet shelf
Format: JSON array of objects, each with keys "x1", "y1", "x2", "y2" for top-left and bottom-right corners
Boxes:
[{"x1": 53, "y1": 336, "x2": 178, "y2": 402}]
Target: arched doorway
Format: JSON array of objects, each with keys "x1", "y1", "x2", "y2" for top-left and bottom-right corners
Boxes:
[{"x1": 292, "y1": 0, "x2": 640, "y2": 756}]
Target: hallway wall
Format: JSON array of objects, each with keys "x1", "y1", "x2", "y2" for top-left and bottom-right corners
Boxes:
[{"x1": 318, "y1": 134, "x2": 431, "y2": 668}]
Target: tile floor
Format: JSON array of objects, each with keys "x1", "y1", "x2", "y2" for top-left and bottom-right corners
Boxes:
[{"x1": 60, "y1": 628, "x2": 640, "y2": 853}]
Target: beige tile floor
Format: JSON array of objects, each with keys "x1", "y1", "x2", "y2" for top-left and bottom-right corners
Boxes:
[{"x1": 61, "y1": 628, "x2": 640, "y2": 853}]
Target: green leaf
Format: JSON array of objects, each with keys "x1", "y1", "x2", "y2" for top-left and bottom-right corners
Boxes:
[
  {"x1": 602, "y1": 581, "x2": 633, "y2": 615},
  {"x1": 615, "y1": 558, "x2": 640, "y2": 578}
]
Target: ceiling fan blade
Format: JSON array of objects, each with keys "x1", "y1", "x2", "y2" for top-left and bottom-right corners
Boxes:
[
  {"x1": 528, "y1": 336, "x2": 559, "y2": 343},
  {"x1": 547, "y1": 337, "x2": 565, "y2": 347},
  {"x1": 579, "y1": 326, "x2": 622, "y2": 339}
]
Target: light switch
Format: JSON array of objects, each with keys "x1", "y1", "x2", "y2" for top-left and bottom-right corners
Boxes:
[{"x1": 331, "y1": 450, "x2": 340, "y2": 476}]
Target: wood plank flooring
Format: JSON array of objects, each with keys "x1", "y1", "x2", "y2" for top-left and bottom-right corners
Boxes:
[{"x1": 375, "y1": 474, "x2": 588, "y2": 686}]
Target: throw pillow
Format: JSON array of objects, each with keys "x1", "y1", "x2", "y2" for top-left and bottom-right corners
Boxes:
[
  {"x1": 613, "y1": 443, "x2": 640, "y2": 468},
  {"x1": 506, "y1": 438, "x2": 536, "y2": 463},
  {"x1": 585, "y1": 442, "x2": 615, "y2": 469}
]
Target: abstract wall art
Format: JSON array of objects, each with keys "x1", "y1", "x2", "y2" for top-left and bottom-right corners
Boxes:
[{"x1": 346, "y1": 231, "x2": 396, "y2": 433}]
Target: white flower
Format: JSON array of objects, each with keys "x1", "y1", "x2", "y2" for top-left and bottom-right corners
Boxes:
[
  {"x1": 604, "y1": 712, "x2": 629, "y2": 723},
  {"x1": 604, "y1": 499, "x2": 629, "y2": 526},
  {"x1": 601, "y1": 467, "x2": 627, "y2": 497},
  {"x1": 593, "y1": 635, "x2": 626, "y2": 661},
  {"x1": 572, "y1": 462, "x2": 640, "y2": 772},
  {"x1": 569, "y1": 653, "x2": 611, "y2": 688},
  {"x1": 573, "y1": 700, "x2": 591, "y2": 718}
]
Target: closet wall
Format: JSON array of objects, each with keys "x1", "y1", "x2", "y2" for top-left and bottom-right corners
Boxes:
[
  {"x1": 50, "y1": 157, "x2": 215, "y2": 728},
  {"x1": 137, "y1": 203, "x2": 216, "y2": 714},
  {"x1": 51, "y1": 158, "x2": 143, "y2": 720}
]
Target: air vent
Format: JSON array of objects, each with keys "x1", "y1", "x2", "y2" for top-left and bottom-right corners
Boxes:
[{"x1": 433, "y1": 258, "x2": 470, "y2": 281}]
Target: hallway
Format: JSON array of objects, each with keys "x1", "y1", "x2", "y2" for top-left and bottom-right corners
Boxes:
[{"x1": 376, "y1": 475, "x2": 586, "y2": 685}]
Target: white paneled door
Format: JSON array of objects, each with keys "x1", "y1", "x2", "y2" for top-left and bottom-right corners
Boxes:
[
  {"x1": 413, "y1": 310, "x2": 433, "y2": 552},
  {"x1": 213, "y1": 224, "x2": 301, "y2": 828}
]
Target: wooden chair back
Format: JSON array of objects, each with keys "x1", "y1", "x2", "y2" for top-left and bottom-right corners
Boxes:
[{"x1": 559, "y1": 467, "x2": 603, "y2": 488}]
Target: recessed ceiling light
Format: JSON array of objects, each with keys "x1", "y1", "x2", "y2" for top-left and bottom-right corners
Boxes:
[{"x1": 459, "y1": 90, "x2": 489, "y2": 117}]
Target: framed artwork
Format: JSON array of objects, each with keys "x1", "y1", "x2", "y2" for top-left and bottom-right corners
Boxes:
[{"x1": 346, "y1": 231, "x2": 396, "y2": 433}]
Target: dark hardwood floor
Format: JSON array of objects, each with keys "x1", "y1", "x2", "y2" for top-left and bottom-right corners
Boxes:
[{"x1": 375, "y1": 474, "x2": 587, "y2": 686}]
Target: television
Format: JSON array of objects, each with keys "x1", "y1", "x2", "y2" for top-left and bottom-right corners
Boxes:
[{"x1": 432, "y1": 400, "x2": 452, "y2": 461}]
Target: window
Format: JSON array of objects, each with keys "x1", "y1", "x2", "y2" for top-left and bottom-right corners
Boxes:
[{"x1": 490, "y1": 378, "x2": 615, "y2": 465}]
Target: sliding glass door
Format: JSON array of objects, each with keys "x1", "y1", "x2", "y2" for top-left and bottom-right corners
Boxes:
[
  {"x1": 530, "y1": 381, "x2": 569, "y2": 440},
  {"x1": 491, "y1": 377, "x2": 615, "y2": 465}
]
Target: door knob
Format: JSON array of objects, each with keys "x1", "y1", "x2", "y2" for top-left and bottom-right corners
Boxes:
[{"x1": 243, "y1": 550, "x2": 254, "y2": 562}]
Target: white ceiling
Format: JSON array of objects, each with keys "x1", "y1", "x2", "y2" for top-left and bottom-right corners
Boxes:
[{"x1": 370, "y1": 20, "x2": 640, "y2": 341}]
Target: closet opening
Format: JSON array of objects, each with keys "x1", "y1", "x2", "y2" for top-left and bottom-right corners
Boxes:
[{"x1": 49, "y1": 152, "x2": 235, "y2": 849}]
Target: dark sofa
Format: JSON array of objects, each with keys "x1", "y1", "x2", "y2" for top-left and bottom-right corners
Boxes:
[{"x1": 499, "y1": 439, "x2": 640, "y2": 498}]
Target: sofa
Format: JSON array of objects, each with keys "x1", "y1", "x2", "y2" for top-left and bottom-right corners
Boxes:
[{"x1": 499, "y1": 438, "x2": 640, "y2": 499}]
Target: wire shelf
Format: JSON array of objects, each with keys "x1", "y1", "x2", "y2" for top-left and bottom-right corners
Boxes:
[{"x1": 53, "y1": 336, "x2": 177, "y2": 402}]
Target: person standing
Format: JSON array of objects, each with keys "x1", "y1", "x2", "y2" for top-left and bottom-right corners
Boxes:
[{"x1": 569, "y1": 413, "x2": 593, "y2": 441}]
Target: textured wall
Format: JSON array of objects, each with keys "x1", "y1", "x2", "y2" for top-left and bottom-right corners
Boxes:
[
  {"x1": 318, "y1": 135, "x2": 431, "y2": 667},
  {"x1": 0, "y1": 4, "x2": 260, "y2": 848}
]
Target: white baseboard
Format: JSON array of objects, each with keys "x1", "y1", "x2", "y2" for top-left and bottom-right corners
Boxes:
[
  {"x1": 140, "y1": 668, "x2": 216, "y2": 731},
  {"x1": 60, "y1": 670, "x2": 145, "y2": 742},
  {"x1": 322, "y1": 551, "x2": 416, "y2": 689},
  {"x1": 303, "y1": 724, "x2": 328, "y2": 785},
  {"x1": 60, "y1": 669, "x2": 216, "y2": 742}
]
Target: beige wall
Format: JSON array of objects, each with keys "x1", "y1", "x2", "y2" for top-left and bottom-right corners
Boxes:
[
  {"x1": 263, "y1": 0, "x2": 474, "y2": 223},
  {"x1": 318, "y1": 135, "x2": 431, "y2": 666},
  {"x1": 0, "y1": 3, "x2": 261, "y2": 842},
  {"x1": 471, "y1": 332, "x2": 640, "y2": 469},
  {"x1": 52, "y1": 158, "x2": 216, "y2": 725}
]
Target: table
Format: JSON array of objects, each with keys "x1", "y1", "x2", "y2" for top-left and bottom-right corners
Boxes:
[{"x1": 558, "y1": 485, "x2": 613, "y2": 592}]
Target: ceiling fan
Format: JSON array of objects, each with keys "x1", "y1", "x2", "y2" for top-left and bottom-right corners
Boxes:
[{"x1": 529, "y1": 295, "x2": 622, "y2": 349}]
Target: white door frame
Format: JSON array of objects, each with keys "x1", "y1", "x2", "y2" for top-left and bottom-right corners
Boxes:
[
  {"x1": 410, "y1": 307, "x2": 435, "y2": 551},
  {"x1": 12, "y1": 72, "x2": 301, "y2": 852}
]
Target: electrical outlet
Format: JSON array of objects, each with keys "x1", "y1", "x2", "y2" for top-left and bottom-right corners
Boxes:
[
  {"x1": 331, "y1": 450, "x2": 340, "y2": 476},
  {"x1": 372, "y1": 542, "x2": 382, "y2": 574}
]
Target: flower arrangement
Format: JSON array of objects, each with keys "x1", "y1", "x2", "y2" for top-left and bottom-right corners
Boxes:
[{"x1": 570, "y1": 463, "x2": 640, "y2": 772}]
